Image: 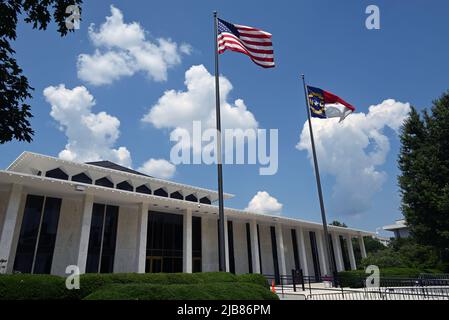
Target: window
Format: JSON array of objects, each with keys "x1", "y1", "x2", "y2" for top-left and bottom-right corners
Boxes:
[
  {"x1": 45, "y1": 168, "x2": 68, "y2": 180},
  {"x1": 227, "y1": 221, "x2": 235, "y2": 274},
  {"x1": 192, "y1": 216, "x2": 202, "y2": 273},
  {"x1": 291, "y1": 229, "x2": 301, "y2": 271},
  {"x1": 270, "y1": 226, "x2": 280, "y2": 283},
  {"x1": 72, "y1": 172, "x2": 92, "y2": 184},
  {"x1": 309, "y1": 231, "x2": 321, "y2": 281},
  {"x1": 200, "y1": 197, "x2": 211, "y2": 205},
  {"x1": 14, "y1": 195, "x2": 61, "y2": 274},
  {"x1": 146, "y1": 211, "x2": 183, "y2": 273},
  {"x1": 246, "y1": 223, "x2": 253, "y2": 273},
  {"x1": 154, "y1": 188, "x2": 168, "y2": 197},
  {"x1": 136, "y1": 185, "x2": 151, "y2": 195},
  {"x1": 185, "y1": 194, "x2": 198, "y2": 203},
  {"x1": 170, "y1": 191, "x2": 183, "y2": 200},
  {"x1": 86, "y1": 204, "x2": 119, "y2": 273},
  {"x1": 117, "y1": 181, "x2": 133, "y2": 192},
  {"x1": 257, "y1": 224, "x2": 262, "y2": 274},
  {"x1": 95, "y1": 177, "x2": 114, "y2": 188}
]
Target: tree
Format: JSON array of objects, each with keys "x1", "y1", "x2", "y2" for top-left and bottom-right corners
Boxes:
[
  {"x1": 330, "y1": 220, "x2": 347, "y2": 228},
  {"x1": 0, "y1": 0, "x2": 82, "y2": 143},
  {"x1": 398, "y1": 92, "x2": 449, "y2": 263}
]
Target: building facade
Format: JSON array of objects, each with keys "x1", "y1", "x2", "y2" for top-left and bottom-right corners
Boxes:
[{"x1": 0, "y1": 152, "x2": 371, "y2": 279}]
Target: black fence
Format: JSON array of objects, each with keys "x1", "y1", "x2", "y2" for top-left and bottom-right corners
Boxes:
[{"x1": 264, "y1": 270, "x2": 449, "y2": 300}]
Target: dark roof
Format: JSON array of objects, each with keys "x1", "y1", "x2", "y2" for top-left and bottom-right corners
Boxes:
[{"x1": 86, "y1": 160, "x2": 150, "y2": 177}]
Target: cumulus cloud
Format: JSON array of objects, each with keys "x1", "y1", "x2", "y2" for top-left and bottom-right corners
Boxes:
[
  {"x1": 77, "y1": 5, "x2": 190, "y2": 85},
  {"x1": 297, "y1": 99, "x2": 411, "y2": 215},
  {"x1": 142, "y1": 64, "x2": 258, "y2": 155},
  {"x1": 245, "y1": 191, "x2": 283, "y2": 215},
  {"x1": 43, "y1": 84, "x2": 132, "y2": 167},
  {"x1": 138, "y1": 159, "x2": 176, "y2": 179}
]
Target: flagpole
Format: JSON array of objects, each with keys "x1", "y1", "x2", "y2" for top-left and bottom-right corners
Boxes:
[
  {"x1": 301, "y1": 74, "x2": 336, "y2": 283},
  {"x1": 214, "y1": 11, "x2": 226, "y2": 272}
]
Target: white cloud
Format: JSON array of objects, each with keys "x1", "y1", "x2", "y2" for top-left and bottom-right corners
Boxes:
[
  {"x1": 142, "y1": 64, "x2": 258, "y2": 154},
  {"x1": 44, "y1": 84, "x2": 177, "y2": 178},
  {"x1": 245, "y1": 191, "x2": 283, "y2": 215},
  {"x1": 138, "y1": 159, "x2": 176, "y2": 179},
  {"x1": 77, "y1": 5, "x2": 190, "y2": 85},
  {"x1": 44, "y1": 84, "x2": 132, "y2": 167},
  {"x1": 297, "y1": 99, "x2": 411, "y2": 215}
]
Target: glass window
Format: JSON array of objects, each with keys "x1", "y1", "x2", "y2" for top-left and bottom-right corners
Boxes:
[
  {"x1": 117, "y1": 181, "x2": 133, "y2": 192},
  {"x1": 270, "y1": 226, "x2": 280, "y2": 283},
  {"x1": 45, "y1": 168, "x2": 68, "y2": 180},
  {"x1": 185, "y1": 194, "x2": 198, "y2": 203},
  {"x1": 86, "y1": 204, "x2": 119, "y2": 273},
  {"x1": 246, "y1": 223, "x2": 253, "y2": 274},
  {"x1": 192, "y1": 216, "x2": 201, "y2": 273},
  {"x1": 146, "y1": 211, "x2": 183, "y2": 273},
  {"x1": 33, "y1": 197, "x2": 62, "y2": 274},
  {"x1": 72, "y1": 173, "x2": 92, "y2": 184},
  {"x1": 200, "y1": 197, "x2": 211, "y2": 205},
  {"x1": 309, "y1": 231, "x2": 321, "y2": 280},
  {"x1": 136, "y1": 185, "x2": 151, "y2": 195},
  {"x1": 291, "y1": 229, "x2": 301, "y2": 271},
  {"x1": 95, "y1": 177, "x2": 114, "y2": 188},
  {"x1": 170, "y1": 191, "x2": 183, "y2": 200},
  {"x1": 13, "y1": 195, "x2": 61, "y2": 274},
  {"x1": 228, "y1": 221, "x2": 235, "y2": 274},
  {"x1": 154, "y1": 188, "x2": 168, "y2": 197}
]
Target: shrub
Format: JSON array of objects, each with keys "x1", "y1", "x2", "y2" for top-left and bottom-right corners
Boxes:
[
  {"x1": 0, "y1": 274, "x2": 70, "y2": 300},
  {"x1": 0, "y1": 272, "x2": 270, "y2": 300},
  {"x1": 237, "y1": 274, "x2": 269, "y2": 289},
  {"x1": 84, "y1": 282, "x2": 278, "y2": 300}
]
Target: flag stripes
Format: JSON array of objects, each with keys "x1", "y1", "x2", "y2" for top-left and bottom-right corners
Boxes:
[{"x1": 217, "y1": 18, "x2": 275, "y2": 68}]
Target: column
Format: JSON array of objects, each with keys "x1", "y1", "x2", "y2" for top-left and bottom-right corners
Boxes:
[
  {"x1": 183, "y1": 208, "x2": 192, "y2": 273},
  {"x1": 250, "y1": 220, "x2": 261, "y2": 274},
  {"x1": 275, "y1": 223, "x2": 287, "y2": 280},
  {"x1": 346, "y1": 235, "x2": 357, "y2": 270},
  {"x1": 296, "y1": 227, "x2": 309, "y2": 277},
  {"x1": 332, "y1": 233, "x2": 344, "y2": 272},
  {"x1": 136, "y1": 203, "x2": 149, "y2": 273},
  {"x1": 0, "y1": 184, "x2": 23, "y2": 274},
  {"x1": 76, "y1": 194, "x2": 93, "y2": 274},
  {"x1": 224, "y1": 216, "x2": 230, "y2": 272},
  {"x1": 359, "y1": 235, "x2": 367, "y2": 259},
  {"x1": 316, "y1": 231, "x2": 329, "y2": 276}
]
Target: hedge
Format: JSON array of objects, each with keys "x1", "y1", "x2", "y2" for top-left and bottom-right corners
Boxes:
[
  {"x1": 338, "y1": 267, "x2": 443, "y2": 288},
  {"x1": 0, "y1": 272, "x2": 273, "y2": 300},
  {"x1": 0, "y1": 274, "x2": 70, "y2": 300},
  {"x1": 84, "y1": 283, "x2": 278, "y2": 300}
]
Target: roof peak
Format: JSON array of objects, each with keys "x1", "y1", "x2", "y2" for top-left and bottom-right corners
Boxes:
[{"x1": 85, "y1": 160, "x2": 150, "y2": 178}]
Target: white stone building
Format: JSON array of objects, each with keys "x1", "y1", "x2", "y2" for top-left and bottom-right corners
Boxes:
[{"x1": 0, "y1": 152, "x2": 371, "y2": 280}]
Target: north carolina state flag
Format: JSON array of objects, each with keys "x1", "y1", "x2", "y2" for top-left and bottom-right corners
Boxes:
[{"x1": 307, "y1": 86, "x2": 355, "y2": 122}]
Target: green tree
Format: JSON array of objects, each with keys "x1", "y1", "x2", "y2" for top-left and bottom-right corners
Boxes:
[
  {"x1": 330, "y1": 220, "x2": 347, "y2": 228},
  {"x1": 398, "y1": 92, "x2": 449, "y2": 263},
  {"x1": 0, "y1": 0, "x2": 82, "y2": 143}
]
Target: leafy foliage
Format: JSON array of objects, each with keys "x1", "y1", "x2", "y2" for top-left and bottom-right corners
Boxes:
[
  {"x1": 398, "y1": 92, "x2": 449, "y2": 262},
  {"x1": 84, "y1": 282, "x2": 278, "y2": 300},
  {"x1": 0, "y1": 0, "x2": 82, "y2": 143},
  {"x1": 329, "y1": 220, "x2": 347, "y2": 228},
  {"x1": 0, "y1": 272, "x2": 274, "y2": 300},
  {"x1": 359, "y1": 238, "x2": 442, "y2": 270}
]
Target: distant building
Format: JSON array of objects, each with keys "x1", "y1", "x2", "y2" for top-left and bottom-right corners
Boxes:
[
  {"x1": 373, "y1": 235, "x2": 390, "y2": 246},
  {"x1": 383, "y1": 219, "x2": 410, "y2": 239}
]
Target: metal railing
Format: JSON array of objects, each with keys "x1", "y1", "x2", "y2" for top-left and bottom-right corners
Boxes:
[{"x1": 263, "y1": 270, "x2": 449, "y2": 300}]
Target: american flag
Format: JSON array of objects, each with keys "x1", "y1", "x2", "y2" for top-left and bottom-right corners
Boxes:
[{"x1": 217, "y1": 18, "x2": 275, "y2": 68}]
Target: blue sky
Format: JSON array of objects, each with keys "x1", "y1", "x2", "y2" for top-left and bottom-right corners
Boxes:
[{"x1": 2, "y1": 0, "x2": 449, "y2": 236}]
